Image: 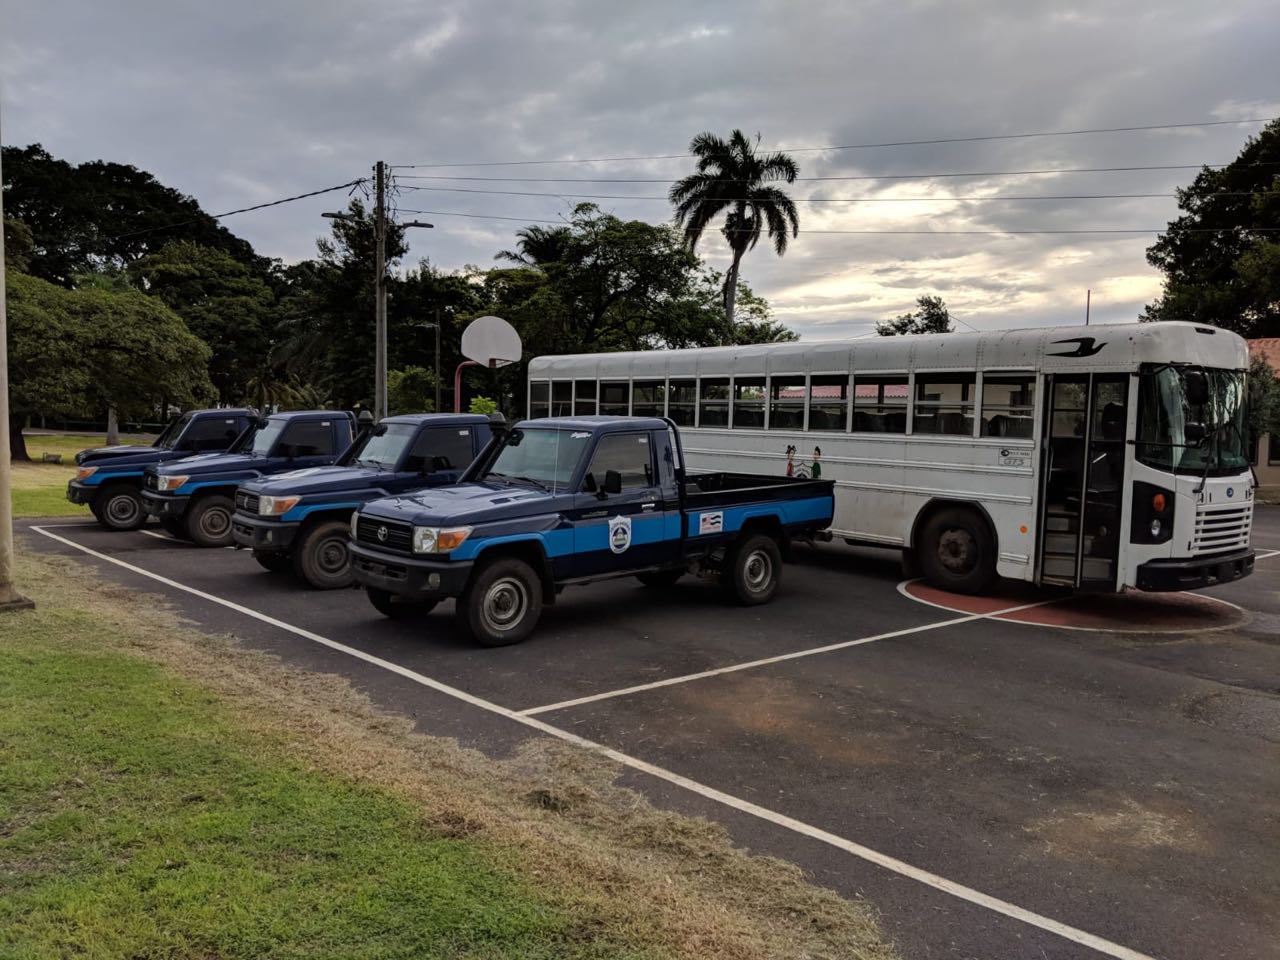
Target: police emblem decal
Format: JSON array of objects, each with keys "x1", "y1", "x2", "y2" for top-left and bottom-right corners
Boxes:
[{"x1": 608, "y1": 515, "x2": 632, "y2": 554}]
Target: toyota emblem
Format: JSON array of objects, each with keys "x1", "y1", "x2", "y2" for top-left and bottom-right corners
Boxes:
[{"x1": 376, "y1": 525, "x2": 389, "y2": 542}]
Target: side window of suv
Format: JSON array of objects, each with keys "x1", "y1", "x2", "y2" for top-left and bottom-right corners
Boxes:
[
  {"x1": 183, "y1": 417, "x2": 243, "y2": 453},
  {"x1": 277, "y1": 420, "x2": 335, "y2": 458}
]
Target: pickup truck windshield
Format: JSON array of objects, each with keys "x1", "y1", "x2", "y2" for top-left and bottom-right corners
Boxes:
[
  {"x1": 353, "y1": 423, "x2": 416, "y2": 469},
  {"x1": 248, "y1": 419, "x2": 287, "y2": 457},
  {"x1": 156, "y1": 414, "x2": 191, "y2": 450},
  {"x1": 1136, "y1": 365, "x2": 1249, "y2": 476},
  {"x1": 487, "y1": 427, "x2": 591, "y2": 491}
]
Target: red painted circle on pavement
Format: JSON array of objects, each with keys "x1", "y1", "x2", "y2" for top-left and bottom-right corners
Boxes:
[{"x1": 900, "y1": 580, "x2": 1245, "y2": 633}]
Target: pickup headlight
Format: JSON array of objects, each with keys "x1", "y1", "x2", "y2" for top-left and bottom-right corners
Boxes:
[
  {"x1": 76, "y1": 466, "x2": 98, "y2": 481},
  {"x1": 258, "y1": 495, "x2": 301, "y2": 517},
  {"x1": 350, "y1": 510, "x2": 360, "y2": 539},
  {"x1": 412, "y1": 525, "x2": 472, "y2": 554},
  {"x1": 155, "y1": 474, "x2": 190, "y2": 492}
]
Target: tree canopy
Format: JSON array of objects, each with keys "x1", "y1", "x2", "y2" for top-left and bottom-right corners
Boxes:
[
  {"x1": 876, "y1": 295, "x2": 953, "y2": 336},
  {"x1": 1142, "y1": 119, "x2": 1280, "y2": 337}
]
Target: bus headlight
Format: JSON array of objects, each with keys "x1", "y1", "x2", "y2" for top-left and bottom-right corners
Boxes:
[
  {"x1": 1131, "y1": 481, "x2": 1174, "y2": 545},
  {"x1": 1150, "y1": 518, "x2": 1162, "y2": 537}
]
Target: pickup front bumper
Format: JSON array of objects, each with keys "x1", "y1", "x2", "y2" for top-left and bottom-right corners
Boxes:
[
  {"x1": 349, "y1": 541, "x2": 473, "y2": 599},
  {"x1": 1135, "y1": 548, "x2": 1254, "y2": 592},
  {"x1": 141, "y1": 490, "x2": 190, "y2": 519},
  {"x1": 231, "y1": 513, "x2": 300, "y2": 552},
  {"x1": 66, "y1": 479, "x2": 97, "y2": 505}
]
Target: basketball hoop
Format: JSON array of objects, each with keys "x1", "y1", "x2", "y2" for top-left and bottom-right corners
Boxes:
[{"x1": 455, "y1": 316, "x2": 522, "y2": 411}]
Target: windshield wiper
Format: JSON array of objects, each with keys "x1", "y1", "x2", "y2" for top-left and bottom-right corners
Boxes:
[{"x1": 487, "y1": 472, "x2": 549, "y2": 491}]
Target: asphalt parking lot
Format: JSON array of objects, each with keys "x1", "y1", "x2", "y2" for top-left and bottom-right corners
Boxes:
[{"x1": 20, "y1": 510, "x2": 1280, "y2": 960}]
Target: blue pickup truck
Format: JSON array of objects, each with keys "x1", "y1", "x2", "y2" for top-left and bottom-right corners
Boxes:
[
  {"x1": 349, "y1": 416, "x2": 835, "y2": 646},
  {"x1": 142, "y1": 410, "x2": 356, "y2": 547},
  {"x1": 231, "y1": 413, "x2": 493, "y2": 589},
  {"x1": 67, "y1": 408, "x2": 254, "y2": 531}
]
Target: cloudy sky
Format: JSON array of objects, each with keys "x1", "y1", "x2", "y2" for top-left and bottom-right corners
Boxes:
[{"x1": 3, "y1": 0, "x2": 1278, "y2": 338}]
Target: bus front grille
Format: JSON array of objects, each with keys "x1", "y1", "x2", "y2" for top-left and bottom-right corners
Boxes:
[{"x1": 1192, "y1": 503, "x2": 1252, "y2": 553}]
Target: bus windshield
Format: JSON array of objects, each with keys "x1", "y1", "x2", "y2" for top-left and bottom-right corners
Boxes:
[
  {"x1": 485, "y1": 428, "x2": 591, "y2": 491},
  {"x1": 352, "y1": 423, "x2": 416, "y2": 470},
  {"x1": 1136, "y1": 365, "x2": 1249, "y2": 476}
]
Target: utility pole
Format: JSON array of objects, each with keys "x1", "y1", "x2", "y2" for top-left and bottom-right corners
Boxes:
[
  {"x1": 374, "y1": 160, "x2": 387, "y2": 421},
  {"x1": 1085, "y1": 288, "x2": 1092, "y2": 326},
  {"x1": 433, "y1": 306, "x2": 442, "y2": 413},
  {"x1": 0, "y1": 117, "x2": 35, "y2": 613}
]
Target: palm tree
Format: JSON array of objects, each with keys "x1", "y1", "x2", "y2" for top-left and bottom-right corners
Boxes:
[
  {"x1": 496, "y1": 224, "x2": 574, "y2": 268},
  {"x1": 669, "y1": 130, "x2": 799, "y2": 326}
]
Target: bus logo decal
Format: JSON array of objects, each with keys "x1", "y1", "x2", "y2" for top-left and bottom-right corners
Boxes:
[{"x1": 1048, "y1": 336, "x2": 1107, "y2": 358}]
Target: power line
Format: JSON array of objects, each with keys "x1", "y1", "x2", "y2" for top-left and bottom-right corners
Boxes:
[{"x1": 389, "y1": 117, "x2": 1276, "y2": 168}]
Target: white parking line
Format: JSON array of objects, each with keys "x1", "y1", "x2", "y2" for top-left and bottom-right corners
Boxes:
[
  {"x1": 139, "y1": 529, "x2": 236, "y2": 549},
  {"x1": 1256, "y1": 548, "x2": 1280, "y2": 561},
  {"x1": 519, "y1": 594, "x2": 1062, "y2": 717},
  {"x1": 30, "y1": 524, "x2": 1157, "y2": 960}
]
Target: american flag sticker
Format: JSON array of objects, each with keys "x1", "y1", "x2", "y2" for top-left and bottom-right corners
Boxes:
[{"x1": 698, "y1": 511, "x2": 723, "y2": 535}]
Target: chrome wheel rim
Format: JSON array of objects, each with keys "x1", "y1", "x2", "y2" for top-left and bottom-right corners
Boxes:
[
  {"x1": 938, "y1": 528, "x2": 976, "y2": 574},
  {"x1": 482, "y1": 576, "x2": 529, "y2": 632},
  {"x1": 744, "y1": 549, "x2": 773, "y2": 592}
]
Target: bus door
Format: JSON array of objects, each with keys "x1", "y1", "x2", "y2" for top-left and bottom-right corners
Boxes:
[{"x1": 1037, "y1": 374, "x2": 1129, "y2": 588}]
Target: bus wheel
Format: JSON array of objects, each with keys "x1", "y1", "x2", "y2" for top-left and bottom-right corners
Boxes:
[
  {"x1": 96, "y1": 486, "x2": 146, "y2": 531},
  {"x1": 459, "y1": 557, "x2": 542, "y2": 647},
  {"x1": 919, "y1": 507, "x2": 995, "y2": 595},
  {"x1": 293, "y1": 520, "x2": 353, "y2": 590},
  {"x1": 724, "y1": 534, "x2": 782, "y2": 606},
  {"x1": 367, "y1": 587, "x2": 437, "y2": 619}
]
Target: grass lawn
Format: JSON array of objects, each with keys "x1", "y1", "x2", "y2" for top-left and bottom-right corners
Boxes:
[
  {"x1": 0, "y1": 549, "x2": 895, "y2": 960},
  {"x1": 9, "y1": 433, "x2": 154, "y2": 519}
]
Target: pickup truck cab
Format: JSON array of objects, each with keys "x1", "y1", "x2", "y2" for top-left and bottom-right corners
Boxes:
[
  {"x1": 68, "y1": 408, "x2": 253, "y2": 531},
  {"x1": 232, "y1": 413, "x2": 493, "y2": 589},
  {"x1": 349, "y1": 416, "x2": 834, "y2": 646},
  {"x1": 143, "y1": 410, "x2": 356, "y2": 547}
]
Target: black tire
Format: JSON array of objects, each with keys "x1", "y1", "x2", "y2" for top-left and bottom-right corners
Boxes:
[
  {"x1": 457, "y1": 556, "x2": 543, "y2": 647},
  {"x1": 636, "y1": 568, "x2": 684, "y2": 588},
  {"x1": 724, "y1": 533, "x2": 782, "y2": 606},
  {"x1": 253, "y1": 551, "x2": 293, "y2": 574},
  {"x1": 293, "y1": 520, "x2": 353, "y2": 590},
  {"x1": 917, "y1": 507, "x2": 996, "y2": 595},
  {"x1": 94, "y1": 485, "x2": 146, "y2": 532},
  {"x1": 159, "y1": 517, "x2": 190, "y2": 540},
  {"x1": 186, "y1": 493, "x2": 236, "y2": 548},
  {"x1": 367, "y1": 587, "x2": 438, "y2": 619}
]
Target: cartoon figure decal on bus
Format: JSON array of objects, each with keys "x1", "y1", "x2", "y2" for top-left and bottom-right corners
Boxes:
[{"x1": 785, "y1": 444, "x2": 822, "y2": 479}]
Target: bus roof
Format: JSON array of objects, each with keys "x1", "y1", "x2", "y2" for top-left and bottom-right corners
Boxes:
[{"x1": 528, "y1": 321, "x2": 1248, "y2": 379}]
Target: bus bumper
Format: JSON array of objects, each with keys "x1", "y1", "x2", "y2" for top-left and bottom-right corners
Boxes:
[{"x1": 1135, "y1": 549, "x2": 1254, "y2": 591}]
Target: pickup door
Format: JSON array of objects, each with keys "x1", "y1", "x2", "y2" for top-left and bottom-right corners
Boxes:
[{"x1": 568, "y1": 428, "x2": 682, "y2": 576}]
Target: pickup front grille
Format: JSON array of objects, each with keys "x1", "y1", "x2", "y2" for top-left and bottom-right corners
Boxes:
[
  {"x1": 235, "y1": 491, "x2": 260, "y2": 513},
  {"x1": 1192, "y1": 502, "x2": 1252, "y2": 554},
  {"x1": 355, "y1": 516, "x2": 414, "y2": 552}
]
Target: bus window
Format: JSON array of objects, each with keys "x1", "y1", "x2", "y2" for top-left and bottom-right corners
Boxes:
[
  {"x1": 574, "y1": 380, "x2": 597, "y2": 416},
  {"x1": 699, "y1": 378, "x2": 730, "y2": 427},
  {"x1": 733, "y1": 377, "x2": 765, "y2": 429},
  {"x1": 668, "y1": 379, "x2": 697, "y2": 426},
  {"x1": 852, "y1": 376, "x2": 908, "y2": 432},
  {"x1": 530, "y1": 381, "x2": 551, "y2": 418},
  {"x1": 981, "y1": 376, "x2": 1036, "y2": 438},
  {"x1": 632, "y1": 380, "x2": 666, "y2": 417},
  {"x1": 913, "y1": 375, "x2": 975, "y2": 436},
  {"x1": 551, "y1": 381, "x2": 573, "y2": 416},
  {"x1": 600, "y1": 381, "x2": 630, "y2": 416},
  {"x1": 809, "y1": 374, "x2": 850, "y2": 432},
  {"x1": 768, "y1": 376, "x2": 805, "y2": 430}
]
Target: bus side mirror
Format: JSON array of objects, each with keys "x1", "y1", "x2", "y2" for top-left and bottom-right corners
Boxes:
[{"x1": 603, "y1": 470, "x2": 623, "y2": 495}]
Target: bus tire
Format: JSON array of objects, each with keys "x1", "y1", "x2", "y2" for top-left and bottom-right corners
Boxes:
[
  {"x1": 724, "y1": 533, "x2": 782, "y2": 606},
  {"x1": 458, "y1": 556, "x2": 542, "y2": 647},
  {"x1": 637, "y1": 569, "x2": 684, "y2": 588},
  {"x1": 95, "y1": 485, "x2": 146, "y2": 532},
  {"x1": 367, "y1": 587, "x2": 437, "y2": 619},
  {"x1": 293, "y1": 520, "x2": 353, "y2": 590},
  {"x1": 186, "y1": 493, "x2": 236, "y2": 548},
  {"x1": 918, "y1": 507, "x2": 995, "y2": 595},
  {"x1": 253, "y1": 550, "x2": 292, "y2": 574}
]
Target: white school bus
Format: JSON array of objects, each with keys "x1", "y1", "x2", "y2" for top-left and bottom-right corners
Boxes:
[{"x1": 528, "y1": 321, "x2": 1255, "y2": 594}]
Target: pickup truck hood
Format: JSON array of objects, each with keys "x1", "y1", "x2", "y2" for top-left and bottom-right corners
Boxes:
[
  {"x1": 150, "y1": 451, "x2": 264, "y2": 480},
  {"x1": 362, "y1": 481, "x2": 551, "y2": 526},
  {"x1": 76, "y1": 444, "x2": 161, "y2": 467},
  {"x1": 241, "y1": 465, "x2": 405, "y2": 497}
]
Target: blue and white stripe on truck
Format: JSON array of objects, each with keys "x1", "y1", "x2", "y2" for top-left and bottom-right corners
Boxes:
[{"x1": 685, "y1": 495, "x2": 832, "y2": 538}]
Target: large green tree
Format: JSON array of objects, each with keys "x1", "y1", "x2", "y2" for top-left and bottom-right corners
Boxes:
[
  {"x1": 876, "y1": 295, "x2": 954, "y2": 336},
  {"x1": 5, "y1": 270, "x2": 213, "y2": 460},
  {"x1": 1142, "y1": 119, "x2": 1280, "y2": 337},
  {"x1": 670, "y1": 130, "x2": 799, "y2": 327}
]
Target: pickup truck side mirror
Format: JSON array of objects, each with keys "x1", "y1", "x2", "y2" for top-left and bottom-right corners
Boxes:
[{"x1": 603, "y1": 470, "x2": 623, "y2": 495}]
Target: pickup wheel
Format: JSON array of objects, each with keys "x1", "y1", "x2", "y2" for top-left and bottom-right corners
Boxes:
[
  {"x1": 186, "y1": 493, "x2": 235, "y2": 548},
  {"x1": 917, "y1": 506, "x2": 996, "y2": 595},
  {"x1": 160, "y1": 517, "x2": 190, "y2": 540},
  {"x1": 636, "y1": 569, "x2": 684, "y2": 588},
  {"x1": 95, "y1": 485, "x2": 146, "y2": 532},
  {"x1": 293, "y1": 520, "x2": 353, "y2": 590},
  {"x1": 458, "y1": 557, "x2": 542, "y2": 647},
  {"x1": 724, "y1": 533, "x2": 782, "y2": 606},
  {"x1": 253, "y1": 551, "x2": 292, "y2": 574},
  {"x1": 367, "y1": 587, "x2": 437, "y2": 619}
]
